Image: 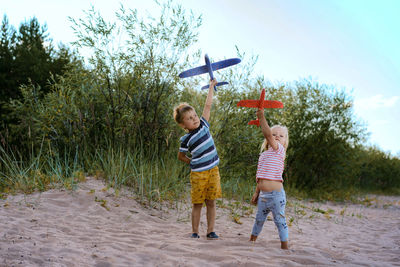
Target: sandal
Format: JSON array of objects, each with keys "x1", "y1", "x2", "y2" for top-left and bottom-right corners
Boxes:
[
  {"x1": 206, "y1": 232, "x2": 219, "y2": 240},
  {"x1": 191, "y1": 233, "x2": 200, "y2": 238}
]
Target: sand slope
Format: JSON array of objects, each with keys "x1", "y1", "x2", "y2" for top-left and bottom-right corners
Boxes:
[{"x1": 1, "y1": 177, "x2": 399, "y2": 266}]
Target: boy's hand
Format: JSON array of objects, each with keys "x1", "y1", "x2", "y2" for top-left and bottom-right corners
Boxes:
[
  {"x1": 202, "y1": 79, "x2": 216, "y2": 121},
  {"x1": 210, "y1": 78, "x2": 217, "y2": 89}
]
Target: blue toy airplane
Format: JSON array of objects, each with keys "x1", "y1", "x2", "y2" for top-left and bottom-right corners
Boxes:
[{"x1": 178, "y1": 54, "x2": 241, "y2": 90}]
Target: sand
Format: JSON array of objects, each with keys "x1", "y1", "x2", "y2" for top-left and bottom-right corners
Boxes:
[{"x1": 1, "y1": 177, "x2": 399, "y2": 266}]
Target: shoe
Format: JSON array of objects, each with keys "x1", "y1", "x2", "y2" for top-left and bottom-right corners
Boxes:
[
  {"x1": 206, "y1": 232, "x2": 219, "y2": 240},
  {"x1": 191, "y1": 233, "x2": 200, "y2": 238}
]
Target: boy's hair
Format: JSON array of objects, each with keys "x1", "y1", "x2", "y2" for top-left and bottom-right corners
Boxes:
[
  {"x1": 173, "y1": 102, "x2": 194, "y2": 124},
  {"x1": 260, "y1": 125, "x2": 289, "y2": 153}
]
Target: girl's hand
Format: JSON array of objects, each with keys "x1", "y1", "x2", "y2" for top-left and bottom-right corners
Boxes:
[
  {"x1": 256, "y1": 108, "x2": 264, "y2": 119},
  {"x1": 251, "y1": 191, "x2": 259, "y2": 205}
]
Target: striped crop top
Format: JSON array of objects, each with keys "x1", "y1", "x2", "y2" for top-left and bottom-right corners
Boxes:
[{"x1": 256, "y1": 142, "x2": 285, "y2": 182}]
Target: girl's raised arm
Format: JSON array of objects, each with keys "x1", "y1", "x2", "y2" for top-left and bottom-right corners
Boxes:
[{"x1": 256, "y1": 109, "x2": 278, "y2": 150}]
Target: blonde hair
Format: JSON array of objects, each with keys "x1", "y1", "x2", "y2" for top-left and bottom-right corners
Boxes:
[
  {"x1": 173, "y1": 102, "x2": 194, "y2": 124},
  {"x1": 260, "y1": 125, "x2": 289, "y2": 153}
]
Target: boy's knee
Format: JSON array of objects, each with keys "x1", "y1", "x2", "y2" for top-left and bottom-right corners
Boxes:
[
  {"x1": 205, "y1": 199, "x2": 215, "y2": 208},
  {"x1": 193, "y1": 203, "x2": 203, "y2": 210}
]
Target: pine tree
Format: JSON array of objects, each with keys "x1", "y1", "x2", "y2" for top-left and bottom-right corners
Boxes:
[{"x1": 0, "y1": 15, "x2": 74, "y2": 132}]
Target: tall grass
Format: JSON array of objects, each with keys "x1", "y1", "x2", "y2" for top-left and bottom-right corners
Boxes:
[
  {"x1": 221, "y1": 176, "x2": 254, "y2": 202},
  {"x1": 3, "y1": 138, "x2": 397, "y2": 210},
  {"x1": 92, "y1": 146, "x2": 190, "y2": 206},
  {"x1": 0, "y1": 141, "x2": 191, "y2": 206},
  {"x1": 0, "y1": 144, "x2": 84, "y2": 195}
]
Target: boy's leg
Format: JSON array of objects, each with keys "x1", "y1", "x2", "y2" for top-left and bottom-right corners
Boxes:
[
  {"x1": 192, "y1": 203, "x2": 203, "y2": 234},
  {"x1": 205, "y1": 199, "x2": 216, "y2": 234},
  {"x1": 203, "y1": 166, "x2": 221, "y2": 239},
  {"x1": 190, "y1": 170, "x2": 207, "y2": 236}
]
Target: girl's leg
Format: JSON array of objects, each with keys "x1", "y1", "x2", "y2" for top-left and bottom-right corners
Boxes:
[
  {"x1": 249, "y1": 234, "x2": 258, "y2": 242},
  {"x1": 192, "y1": 203, "x2": 203, "y2": 234},
  {"x1": 205, "y1": 199, "x2": 216, "y2": 234},
  {"x1": 271, "y1": 191, "x2": 289, "y2": 248},
  {"x1": 250, "y1": 197, "x2": 270, "y2": 240},
  {"x1": 281, "y1": 241, "x2": 288, "y2": 249}
]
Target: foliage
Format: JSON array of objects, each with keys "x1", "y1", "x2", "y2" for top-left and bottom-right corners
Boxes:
[
  {"x1": 65, "y1": 1, "x2": 202, "y2": 151},
  {"x1": 91, "y1": 146, "x2": 189, "y2": 205},
  {"x1": 1, "y1": 1, "x2": 399, "y2": 201},
  {"x1": 280, "y1": 80, "x2": 366, "y2": 198},
  {"x1": 0, "y1": 142, "x2": 84, "y2": 194},
  {"x1": 209, "y1": 51, "x2": 371, "y2": 199},
  {"x1": 212, "y1": 54, "x2": 397, "y2": 199},
  {"x1": 5, "y1": 1, "x2": 202, "y2": 158},
  {"x1": 0, "y1": 15, "x2": 76, "y2": 135},
  {"x1": 356, "y1": 146, "x2": 400, "y2": 194}
]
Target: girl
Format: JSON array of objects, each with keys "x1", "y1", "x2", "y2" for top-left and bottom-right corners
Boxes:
[{"x1": 249, "y1": 108, "x2": 289, "y2": 249}]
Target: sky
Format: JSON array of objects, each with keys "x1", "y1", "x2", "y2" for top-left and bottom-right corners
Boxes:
[{"x1": 2, "y1": 0, "x2": 400, "y2": 156}]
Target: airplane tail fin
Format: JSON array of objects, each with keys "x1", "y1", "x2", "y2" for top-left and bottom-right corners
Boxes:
[
  {"x1": 201, "y1": 82, "x2": 229, "y2": 91},
  {"x1": 248, "y1": 119, "x2": 260, "y2": 126}
]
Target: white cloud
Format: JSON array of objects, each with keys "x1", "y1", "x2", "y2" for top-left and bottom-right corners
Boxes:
[
  {"x1": 352, "y1": 94, "x2": 400, "y2": 155},
  {"x1": 354, "y1": 94, "x2": 399, "y2": 110}
]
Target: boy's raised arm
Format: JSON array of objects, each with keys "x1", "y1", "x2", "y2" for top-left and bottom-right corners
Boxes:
[
  {"x1": 257, "y1": 109, "x2": 279, "y2": 150},
  {"x1": 202, "y1": 79, "x2": 217, "y2": 121}
]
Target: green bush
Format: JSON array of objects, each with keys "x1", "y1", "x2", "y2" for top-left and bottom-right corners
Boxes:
[
  {"x1": 356, "y1": 146, "x2": 400, "y2": 194},
  {"x1": 1, "y1": 1, "x2": 399, "y2": 200}
]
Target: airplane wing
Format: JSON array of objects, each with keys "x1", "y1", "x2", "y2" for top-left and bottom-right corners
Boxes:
[
  {"x1": 262, "y1": 100, "x2": 284, "y2": 108},
  {"x1": 178, "y1": 65, "x2": 208, "y2": 78},
  {"x1": 211, "y1": 58, "x2": 241, "y2": 71},
  {"x1": 237, "y1": 100, "x2": 283, "y2": 108},
  {"x1": 201, "y1": 81, "x2": 229, "y2": 90},
  {"x1": 237, "y1": 100, "x2": 259, "y2": 108}
]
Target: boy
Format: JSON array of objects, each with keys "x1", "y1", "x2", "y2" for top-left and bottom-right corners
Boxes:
[{"x1": 173, "y1": 78, "x2": 221, "y2": 239}]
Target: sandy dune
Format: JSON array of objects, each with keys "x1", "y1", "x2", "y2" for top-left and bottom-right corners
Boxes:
[{"x1": 1, "y1": 177, "x2": 399, "y2": 266}]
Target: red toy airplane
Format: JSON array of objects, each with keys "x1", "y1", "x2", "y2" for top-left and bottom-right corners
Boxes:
[{"x1": 236, "y1": 89, "x2": 283, "y2": 126}]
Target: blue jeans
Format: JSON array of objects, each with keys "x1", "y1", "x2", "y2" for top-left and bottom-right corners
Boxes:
[{"x1": 251, "y1": 188, "x2": 289, "y2": 242}]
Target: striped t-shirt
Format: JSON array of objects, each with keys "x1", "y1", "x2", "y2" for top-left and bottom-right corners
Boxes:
[
  {"x1": 256, "y1": 142, "x2": 285, "y2": 182},
  {"x1": 179, "y1": 117, "x2": 219, "y2": 172}
]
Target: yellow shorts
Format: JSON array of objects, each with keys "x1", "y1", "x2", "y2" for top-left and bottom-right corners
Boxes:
[{"x1": 190, "y1": 166, "x2": 222, "y2": 204}]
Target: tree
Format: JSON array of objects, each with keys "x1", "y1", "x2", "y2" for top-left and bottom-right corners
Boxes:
[
  {"x1": 7, "y1": 1, "x2": 203, "y2": 156},
  {"x1": 0, "y1": 15, "x2": 75, "y2": 138},
  {"x1": 0, "y1": 15, "x2": 17, "y2": 125},
  {"x1": 66, "y1": 1, "x2": 202, "y2": 150}
]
